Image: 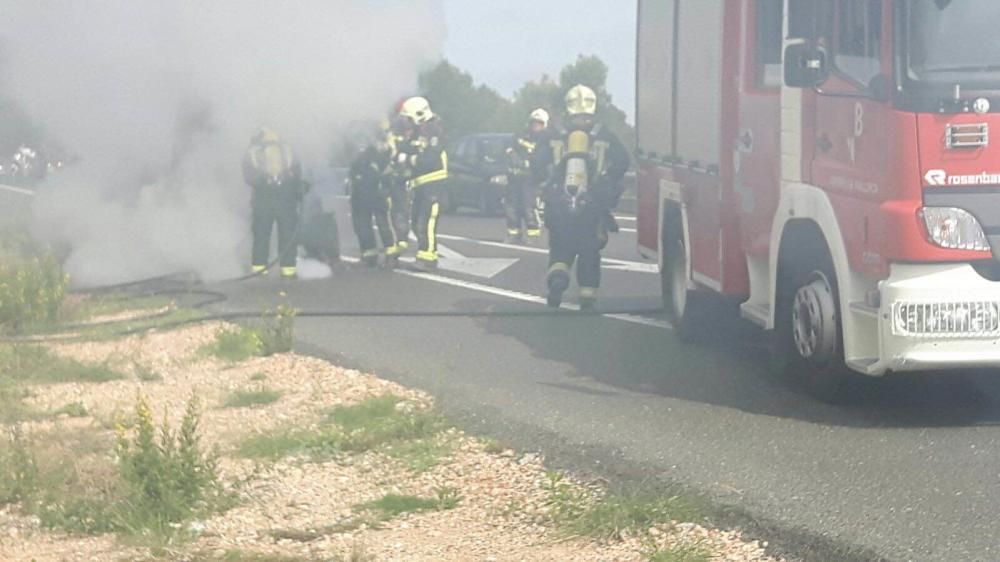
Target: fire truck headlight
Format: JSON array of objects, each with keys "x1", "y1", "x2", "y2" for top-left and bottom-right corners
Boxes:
[{"x1": 919, "y1": 207, "x2": 991, "y2": 252}]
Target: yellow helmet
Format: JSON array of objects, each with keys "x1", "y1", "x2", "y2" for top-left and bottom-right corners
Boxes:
[
  {"x1": 564, "y1": 85, "x2": 597, "y2": 116},
  {"x1": 254, "y1": 127, "x2": 280, "y2": 143}
]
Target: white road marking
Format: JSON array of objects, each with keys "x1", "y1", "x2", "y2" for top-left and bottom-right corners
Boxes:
[
  {"x1": 618, "y1": 227, "x2": 638, "y2": 233},
  {"x1": 0, "y1": 184, "x2": 35, "y2": 196},
  {"x1": 341, "y1": 255, "x2": 671, "y2": 330},
  {"x1": 436, "y1": 233, "x2": 658, "y2": 274},
  {"x1": 615, "y1": 215, "x2": 637, "y2": 222}
]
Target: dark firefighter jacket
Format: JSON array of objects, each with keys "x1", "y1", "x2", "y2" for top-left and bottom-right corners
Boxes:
[{"x1": 243, "y1": 141, "x2": 302, "y2": 193}]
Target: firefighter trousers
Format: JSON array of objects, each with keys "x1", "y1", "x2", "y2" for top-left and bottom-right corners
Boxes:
[
  {"x1": 504, "y1": 176, "x2": 541, "y2": 237},
  {"x1": 546, "y1": 211, "x2": 606, "y2": 293},
  {"x1": 351, "y1": 193, "x2": 399, "y2": 261},
  {"x1": 252, "y1": 187, "x2": 300, "y2": 274},
  {"x1": 411, "y1": 182, "x2": 443, "y2": 264},
  {"x1": 388, "y1": 177, "x2": 412, "y2": 247}
]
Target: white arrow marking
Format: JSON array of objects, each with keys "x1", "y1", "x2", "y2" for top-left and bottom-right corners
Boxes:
[
  {"x1": 407, "y1": 233, "x2": 518, "y2": 279},
  {"x1": 435, "y1": 233, "x2": 658, "y2": 274},
  {"x1": 0, "y1": 184, "x2": 35, "y2": 196}
]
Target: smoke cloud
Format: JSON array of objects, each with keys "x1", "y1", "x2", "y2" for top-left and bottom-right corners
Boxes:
[{"x1": 0, "y1": 1, "x2": 445, "y2": 286}]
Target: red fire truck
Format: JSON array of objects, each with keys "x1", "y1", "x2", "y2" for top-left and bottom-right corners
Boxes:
[{"x1": 636, "y1": 0, "x2": 1000, "y2": 398}]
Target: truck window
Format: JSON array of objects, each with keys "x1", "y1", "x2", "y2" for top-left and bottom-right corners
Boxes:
[
  {"x1": 754, "y1": 0, "x2": 784, "y2": 89},
  {"x1": 833, "y1": 0, "x2": 882, "y2": 86}
]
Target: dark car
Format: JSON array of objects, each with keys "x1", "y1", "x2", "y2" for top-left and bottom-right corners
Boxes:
[{"x1": 442, "y1": 133, "x2": 512, "y2": 215}]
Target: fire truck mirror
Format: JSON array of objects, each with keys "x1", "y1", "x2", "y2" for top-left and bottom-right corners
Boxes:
[
  {"x1": 867, "y1": 74, "x2": 892, "y2": 104},
  {"x1": 784, "y1": 43, "x2": 828, "y2": 89}
]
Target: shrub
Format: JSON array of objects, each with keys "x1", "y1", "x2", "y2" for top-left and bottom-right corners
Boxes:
[{"x1": 0, "y1": 255, "x2": 68, "y2": 333}]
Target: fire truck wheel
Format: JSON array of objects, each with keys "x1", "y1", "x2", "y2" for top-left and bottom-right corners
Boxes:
[
  {"x1": 774, "y1": 255, "x2": 852, "y2": 403},
  {"x1": 662, "y1": 231, "x2": 708, "y2": 341}
]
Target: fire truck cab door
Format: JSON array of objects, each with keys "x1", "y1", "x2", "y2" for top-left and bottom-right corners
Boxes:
[{"x1": 808, "y1": 0, "x2": 891, "y2": 268}]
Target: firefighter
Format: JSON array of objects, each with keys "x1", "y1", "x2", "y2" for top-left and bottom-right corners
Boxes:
[
  {"x1": 243, "y1": 128, "x2": 304, "y2": 279},
  {"x1": 348, "y1": 134, "x2": 400, "y2": 268},
  {"x1": 537, "y1": 85, "x2": 629, "y2": 311},
  {"x1": 396, "y1": 97, "x2": 448, "y2": 272},
  {"x1": 504, "y1": 108, "x2": 549, "y2": 245}
]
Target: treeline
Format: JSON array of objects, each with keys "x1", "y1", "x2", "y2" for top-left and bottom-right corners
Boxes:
[{"x1": 417, "y1": 54, "x2": 633, "y2": 148}]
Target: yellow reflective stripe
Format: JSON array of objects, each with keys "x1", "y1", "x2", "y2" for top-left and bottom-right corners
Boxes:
[
  {"x1": 281, "y1": 267, "x2": 297, "y2": 277},
  {"x1": 361, "y1": 249, "x2": 379, "y2": 258},
  {"x1": 526, "y1": 229, "x2": 542, "y2": 237},
  {"x1": 385, "y1": 245, "x2": 401, "y2": 256},
  {"x1": 384, "y1": 197, "x2": 398, "y2": 247},
  {"x1": 251, "y1": 265, "x2": 268, "y2": 274},
  {"x1": 427, "y1": 201, "x2": 439, "y2": 255},
  {"x1": 548, "y1": 262, "x2": 570, "y2": 274},
  {"x1": 411, "y1": 150, "x2": 449, "y2": 187},
  {"x1": 416, "y1": 250, "x2": 437, "y2": 262},
  {"x1": 411, "y1": 169, "x2": 449, "y2": 187},
  {"x1": 580, "y1": 287, "x2": 598, "y2": 298},
  {"x1": 508, "y1": 229, "x2": 522, "y2": 236}
]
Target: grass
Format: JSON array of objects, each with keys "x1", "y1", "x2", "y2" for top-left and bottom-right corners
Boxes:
[
  {"x1": 383, "y1": 437, "x2": 454, "y2": 473},
  {"x1": 237, "y1": 395, "x2": 447, "y2": 462},
  {"x1": 134, "y1": 362, "x2": 163, "y2": 382},
  {"x1": 648, "y1": 546, "x2": 713, "y2": 562},
  {"x1": 52, "y1": 401, "x2": 88, "y2": 418},
  {"x1": 223, "y1": 388, "x2": 283, "y2": 409},
  {"x1": 0, "y1": 383, "x2": 42, "y2": 424},
  {"x1": 0, "y1": 344, "x2": 126, "y2": 384},
  {"x1": 62, "y1": 294, "x2": 174, "y2": 324},
  {"x1": 249, "y1": 372, "x2": 267, "y2": 382},
  {"x1": 355, "y1": 488, "x2": 461, "y2": 520},
  {"x1": 544, "y1": 473, "x2": 705, "y2": 542}
]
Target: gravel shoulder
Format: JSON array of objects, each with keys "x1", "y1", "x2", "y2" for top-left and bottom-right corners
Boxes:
[{"x1": 0, "y1": 321, "x2": 783, "y2": 562}]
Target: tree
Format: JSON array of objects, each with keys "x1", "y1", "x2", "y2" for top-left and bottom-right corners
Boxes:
[{"x1": 418, "y1": 60, "x2": 514, "y2": 139}]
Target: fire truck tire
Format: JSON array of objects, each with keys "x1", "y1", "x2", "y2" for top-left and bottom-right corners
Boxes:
[
  {"x1": 773, "y1": 248, "x2": 854, "y2": 403},
  {"x1": 662, "y1": 227, "x2": 709, "y2": 342}
]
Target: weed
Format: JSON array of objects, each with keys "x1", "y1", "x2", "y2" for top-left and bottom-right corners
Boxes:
[
  {"x1": 434, "y1": 486, "x2": 462, "y2": 510},
  {"x1": 480, "y1": 437, "x2": 506, "y2": 455},
  {"x1": 237, "y1": 428, "x2": 341, "y2": 460},
  {"x1": 0, "y1": 426, "x2": 39, "y2": 505},
  {"x1": 544, "y1": 473, "x2": 705, "y2": 542},
  {"x1": 223, "y1": 388, "x2": 282, "y2": 409},
  {"x1": 0, "y1": 383, "x2": 41, "y2": 424},
  {"x1": 357, "y1": 494, "x2": 438, "y2": 519},
  {"x1": 383, "y1": 437, "x2": 453, "y2": 473},
  {"x1": 328, "y1": 396, "x2": 445, "y2": 452},
  {"x1": 249, "y1": 372, "x2": 267, "y2": 382},
  {"x1": 648, "y1": 545, "x2": 713, "y2": 562},
  {"x1": 257, "y1": 305, "x2": 296, "y2": 356},
  {"x1": 62, "y1": 294, "x2": 173, "y2": 324},
  {"x1": 237, "y1": 396, "x2": 447, "y2": 462},
  {"x1": 203, "y1": 326, "x2": 263, "y2": 362},
  {"x1": 134, "y1": 362, "x2": 163, "y2": 382},
  {"x1": 0, "y1": 344, "x2": 126, "y2": 384},
  {"x1": 0, "y1": 255, "x2": 68, "y2": 334},
  {"x1": 53, "y1": 401, "x2": 88, "y2": 418}
]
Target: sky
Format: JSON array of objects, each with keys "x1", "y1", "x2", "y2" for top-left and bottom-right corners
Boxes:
[{"x1": 442, "y1": 1, "x2": 637, "y2": 121}]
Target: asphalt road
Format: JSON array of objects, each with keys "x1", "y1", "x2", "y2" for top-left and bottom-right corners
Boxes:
[{"x1": 15, "y1": 184, "x2": 1000, "y2": 561}]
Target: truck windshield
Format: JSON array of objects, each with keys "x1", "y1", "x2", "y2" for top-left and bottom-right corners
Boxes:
[{"x1": 904, "y1": 0, "x2": 1000, "y2": 85}]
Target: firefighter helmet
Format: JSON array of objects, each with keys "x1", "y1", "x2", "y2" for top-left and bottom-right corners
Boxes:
[
  {"x1": 529, "y1": 108, "x2": 550, "y2": 128},
  {"x1": 253, "y1": 127, "x2": 280, "y2": 143},
  {"x1": 399, "y1": 96, "x2": 434, "y2": 125},
  {"x1": 564, "y1": 85, "x2": 598, "y2": 116}
]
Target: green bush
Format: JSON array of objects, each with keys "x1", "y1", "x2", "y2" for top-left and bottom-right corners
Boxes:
[
  {"x1": 112, "y1": 395, "x2": 225, "y2": 532},
  {"x1": 0, "y1": 255, "x2": 68, "y2": 333},
  {"x1": 0, "y1": 426, "x2": 39, "y2": 505}
]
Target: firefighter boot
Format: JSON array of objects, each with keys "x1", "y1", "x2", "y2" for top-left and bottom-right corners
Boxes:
[
  {"x1": 579, "y1": 287, "x2": 598, "y2": 313},
  {"x1": 505, "y1": 229, "x2": 524, "y2": 245},
  {"x1": 546, "y1": 264, "x2": 571, "y2": 308}
]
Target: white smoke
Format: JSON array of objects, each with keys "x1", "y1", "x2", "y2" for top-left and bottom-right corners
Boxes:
[{"x1": 0, "y1": 1, "x2": 445, "y2": 286}]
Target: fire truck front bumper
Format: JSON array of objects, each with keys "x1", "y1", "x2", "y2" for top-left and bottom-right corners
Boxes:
[{"x1": 863, "y1": 263, "x2": 1000, "y2": 374}]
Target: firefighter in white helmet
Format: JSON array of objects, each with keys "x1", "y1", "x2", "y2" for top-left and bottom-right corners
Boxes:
[
  {"x1": 243, "y1": 127, "x2": 304, "y2": 279},
  {"x1": 395, "y1": 96, "x2": 449, "y2": 272},
  {"x1": 503, "y1": 108, "x2": 550, "y2": 245},
  {"x1": 535, "y1": 85, "x2": 629, "y2": 311}
]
